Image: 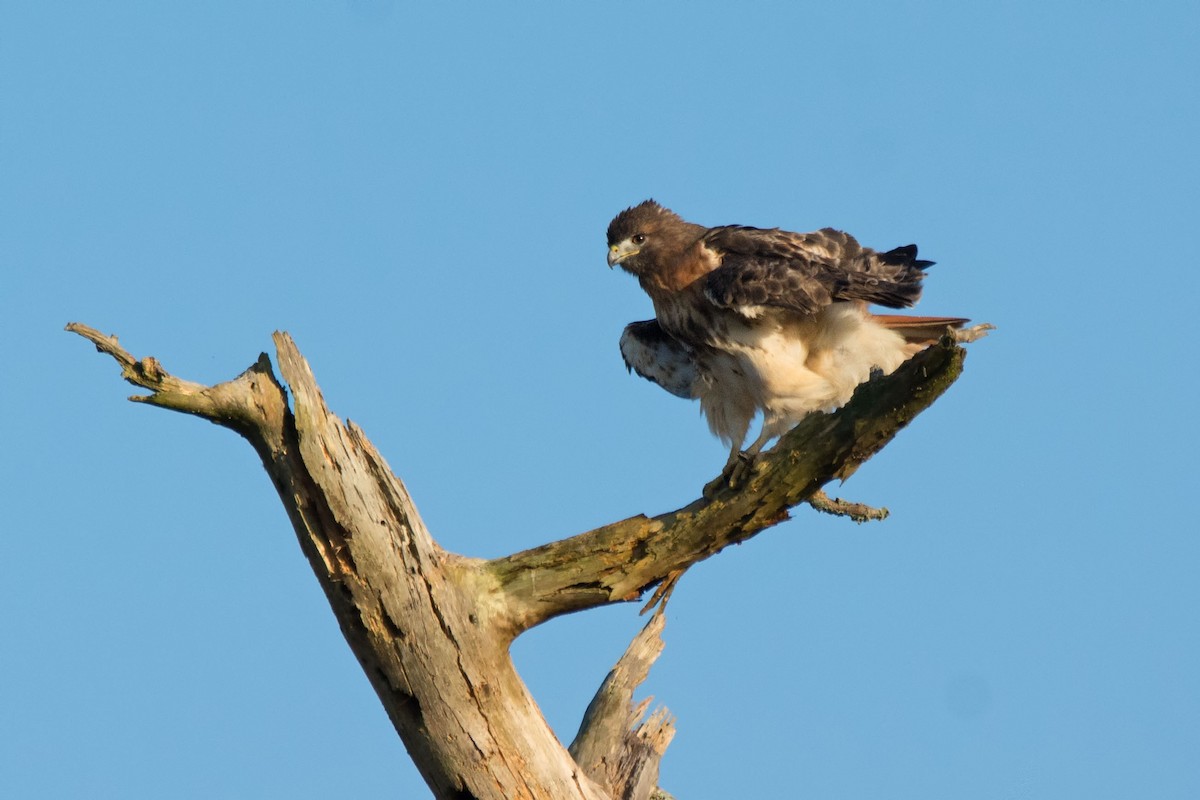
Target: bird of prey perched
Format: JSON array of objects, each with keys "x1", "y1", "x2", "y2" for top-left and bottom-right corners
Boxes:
[{"x1": 607, "y1": 200, "x2": 979, "y2": 488}]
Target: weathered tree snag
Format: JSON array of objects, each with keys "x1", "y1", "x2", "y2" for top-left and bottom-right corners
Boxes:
[
  {"x1": 67, "y1": 321, "x2": 982, "y2": 800},
  {"x1": 570, "y1": 609, "x2": 674, "y2": 800}
]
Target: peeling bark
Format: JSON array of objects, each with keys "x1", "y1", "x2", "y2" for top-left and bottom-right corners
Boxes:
[{"x1": 67, "y1": 321, "x2": 981, "y2": 799}]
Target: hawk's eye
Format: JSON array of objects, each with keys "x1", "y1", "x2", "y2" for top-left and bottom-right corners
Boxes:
[{"x1": 632, "y1": 234, "x2": 646, "y2": 245}]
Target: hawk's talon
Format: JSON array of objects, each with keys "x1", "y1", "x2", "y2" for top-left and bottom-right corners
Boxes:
[{"x1": 703, "y1": 451, "x2": 755, "y2": 498}]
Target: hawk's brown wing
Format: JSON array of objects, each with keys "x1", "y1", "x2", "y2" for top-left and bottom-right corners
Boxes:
[{"x1": 702, "y1": 226, "x2": 932, "y2": 314}]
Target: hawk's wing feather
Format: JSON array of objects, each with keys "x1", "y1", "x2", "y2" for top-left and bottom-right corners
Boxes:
[
  {"x1": 619, "y1": 320, "x2": 699, "y2": 399},
  {"x1": 702, "y1": 226, "x2": 931, "y2": 314},
  {"x1": 703, "y1": 253, "x2": 837, "y2": 314}
]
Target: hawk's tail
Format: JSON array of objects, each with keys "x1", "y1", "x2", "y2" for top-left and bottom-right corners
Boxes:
[{"x1": 871, "y1": 314, "x2": 970, "y2": 344}]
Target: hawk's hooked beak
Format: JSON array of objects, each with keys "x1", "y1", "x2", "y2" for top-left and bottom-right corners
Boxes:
[{"x1": 608, "y1": 240, "x2": 640, "y2": 268}]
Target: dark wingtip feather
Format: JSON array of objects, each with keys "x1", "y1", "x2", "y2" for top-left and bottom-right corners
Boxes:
[
  {"x1": 880, "y1": 244, "x2": 936, "y2": 270},
  {"x1": 882, "y1": 244, "x2": 932, "y2": 266}
]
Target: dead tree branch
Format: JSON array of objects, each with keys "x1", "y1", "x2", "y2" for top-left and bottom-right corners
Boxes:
[
  {"x1": 570, "y1": 609, "x2": 674, "y2": 800},
  {"x1": 485, "y1": 338, "x2": 968, "y2": 634},
  {"x1": 807, "y1": 489, "x2": 890, "y2": 523},
  {"x1": 67, "y1": 321, "x2": 981, "y2": 799}
]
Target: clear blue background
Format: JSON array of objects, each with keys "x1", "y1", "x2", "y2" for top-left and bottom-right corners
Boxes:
[{"x1": 4, "y1": 2, "x2": 1198, "y2": 798}]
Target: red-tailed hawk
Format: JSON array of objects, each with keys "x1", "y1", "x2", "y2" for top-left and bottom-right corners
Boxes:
[{"x1": 607, "y1": 200, "x2": 982, "y2": 487}]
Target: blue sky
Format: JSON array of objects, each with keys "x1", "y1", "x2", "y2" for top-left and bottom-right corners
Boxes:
[{"x1": 4, "y1": 2, "x2": 1198, "y2": 797}]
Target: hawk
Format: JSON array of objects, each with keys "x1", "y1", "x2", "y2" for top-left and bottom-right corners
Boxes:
[{"x1": 607, "y1": 200, "x2": 979, "y2": 486}]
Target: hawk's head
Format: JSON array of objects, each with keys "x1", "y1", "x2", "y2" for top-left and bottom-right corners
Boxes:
[{"x1": 606, "y1": 200, "x2": 695, "y2": 275}]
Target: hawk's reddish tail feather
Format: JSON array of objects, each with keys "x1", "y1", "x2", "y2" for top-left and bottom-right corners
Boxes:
[{"x1": 871, "y1": 314, "x2": 970, "y2": 343}]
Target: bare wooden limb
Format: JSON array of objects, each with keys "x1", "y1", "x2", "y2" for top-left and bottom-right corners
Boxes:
[
  {"x1": 639, "y1": 570, "x2": 683, "y2": 616},
  {"x1": 807, "y1": 489, "x2": 890, "y2": 523},
  {"x1": 955, "y1": 322, "x2": 996, "y2": 343},
  {"x1": 488, "y1": 338, "x2": 972, "y2": 634},
  {"x1": 69, "y1": 320, "x2": 985, "y2": 800},
  {"x1": 64, "y1": 322, "x2": 287, "y2": 448},
  {"x1": 68, "y1": 323, "x2": 608, "y2": 800},
  {"x1": 570, "y1": 610, "x2": 675, "y2": 800}
]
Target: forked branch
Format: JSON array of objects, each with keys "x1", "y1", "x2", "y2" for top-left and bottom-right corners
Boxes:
[{"x1": 68, "y1": 321, "x2": 983, "y2": 800}]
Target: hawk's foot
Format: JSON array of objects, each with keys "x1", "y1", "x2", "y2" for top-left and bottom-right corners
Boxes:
[{"x1": 703, "y1": 451, "x2": 756, "y2": 499}]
